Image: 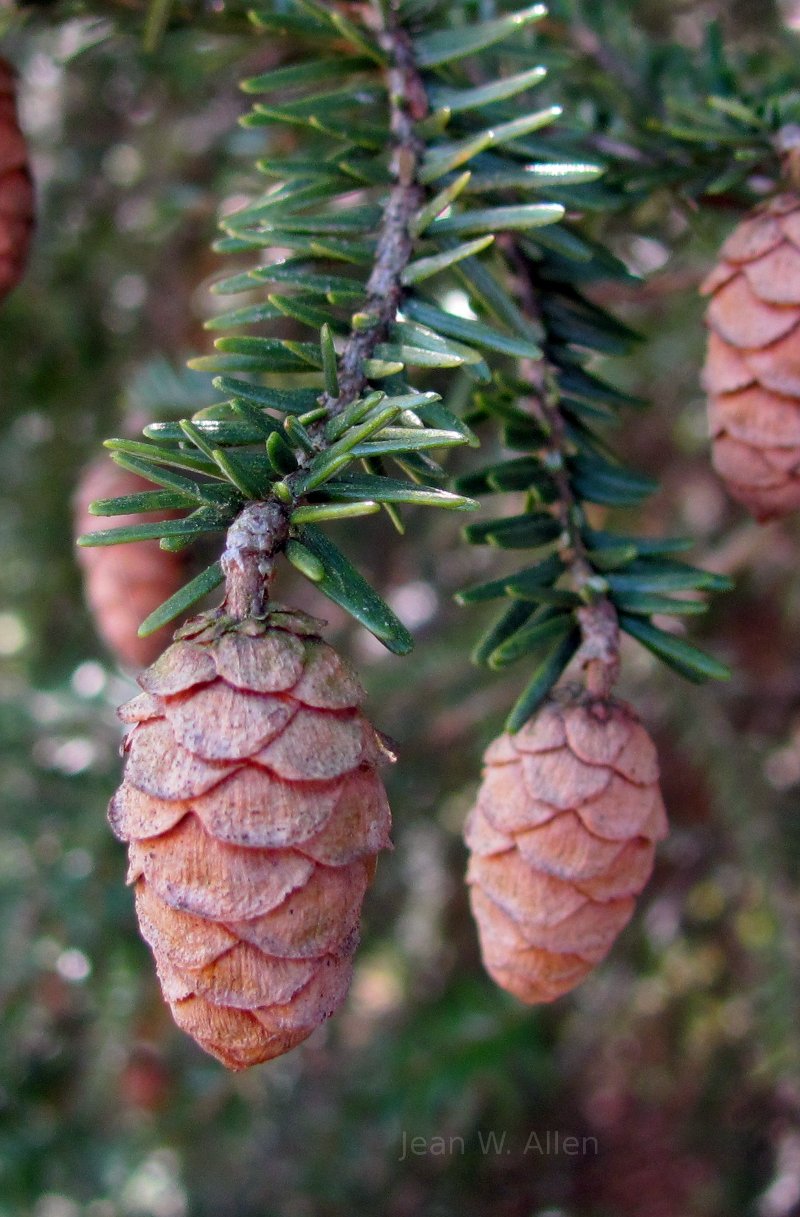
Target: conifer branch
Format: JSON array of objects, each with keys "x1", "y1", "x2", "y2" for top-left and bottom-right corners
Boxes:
[
  {"x1": 78, "y1": 0, "x2": 491, "y2": 651},
  {"x1": 223, "y1": 1, "x2": 432, "y2": 617},
  {"x1": 317, "y1": 7, "x2": 427, "y2": 414},
  {"x1": 79, "y1": 0, "x2": 728, "y2": 671},
  {"x1": 506, "y1": 238, "x2": 620, "y2": 700}
]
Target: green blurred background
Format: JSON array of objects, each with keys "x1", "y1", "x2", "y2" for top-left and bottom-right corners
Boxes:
[{"x1": 3, "y1": 2, "x2": 800, "y2": 1214}]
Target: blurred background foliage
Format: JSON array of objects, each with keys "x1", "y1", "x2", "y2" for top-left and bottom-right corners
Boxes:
[{"x1": 4, "y1": 1, "x2": 800, "y2": 1214}]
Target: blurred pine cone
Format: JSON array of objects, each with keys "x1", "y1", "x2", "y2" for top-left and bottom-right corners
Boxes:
[
  {"x1": 74, "y1": 459, "x2": 185, "y2": 668},
  {"x1": 465, "y1": 693, "x2": 667, "y2": 1003},
  {"x1": 702, "y1": 193, "x2": 800, "y2": 520},
  {"x1": 0, "y1": 58, "x2": 34, "y2": 302},
  {"x1": 109, "y1": 608, "x2": 393, "y2": 1069}
]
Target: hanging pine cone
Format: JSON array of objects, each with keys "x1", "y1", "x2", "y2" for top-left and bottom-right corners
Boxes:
[
  {"x1": 0, "y1": 57, "x2": 34, "y2": 302},
  {"x1": 74, "y1": 460, "x2": 185, "y2": 668},
  {"x1": 465, "y1": 692, "x2": 667, "y2": 1004},
  {"x1": 109, "y1": 607, "x2": 393, "y2": 1069},
  {"x1": 702, "y1": 193, "x2": 800, "y2": 520}
]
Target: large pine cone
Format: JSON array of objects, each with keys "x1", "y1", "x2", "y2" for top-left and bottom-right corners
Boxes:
[
  {"x1": 702, "y1": 193, "x2": 800, "y2": 520},
  {"x1": 74, "y1": 460, "x2": 185, "y2": 668},
  {"x1": 109, "y1": 608, "x2": 393, "y2": 1069},
  {"x1": 465, "y1": 694, "x2": 667, "y2": 1004},
  {"x1": 0, "y1": 58, "x2": 34, "y2": 302}
]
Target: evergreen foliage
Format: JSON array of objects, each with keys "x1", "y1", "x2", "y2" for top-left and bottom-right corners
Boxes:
[
  {"x1": 73, "y1": 0, "x2": 737, "y2": 723},
  {"x1": 5, "y1": 0, "x2": 800, "y2": 1211}
]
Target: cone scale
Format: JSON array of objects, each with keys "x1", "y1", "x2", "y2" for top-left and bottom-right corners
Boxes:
[
  {"x1": 702, "y1": 193, "x2": 800, "y2": 521},
  {"x1": 465, "y1": 692, "x2": 667, "y2": 1004},
  {"x1": 110, "y1": 607, "x2": 393, "y2": 1069}
]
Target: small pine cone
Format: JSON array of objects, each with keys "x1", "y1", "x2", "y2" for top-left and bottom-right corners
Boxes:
[
  {"x1": 702, "y1": 193, "x2": 800, "y2": 520},
  {"x1": 74, "y1": 459, "x2": 185, "y2": 668},
  {"x1": 0, "y1": 58, "x2": 34, "y2": 302},
  {"x1": 109, "y1": 608, "x2": 393, "y2": 1069},
  {"x1": 465, "y1": 693, "x2": 667, "y2": 1004}
]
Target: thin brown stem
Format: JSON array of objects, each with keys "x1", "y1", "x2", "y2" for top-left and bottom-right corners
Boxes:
[
  {"x1": 317, "y1": 6, "x2": 427, "y2": 414},
  {"x1": 221, "y1": 500, "x2": 289, "y2": 620},
  {"x1": 503, "y1": 237, "x2": 620, "y2": 700}
]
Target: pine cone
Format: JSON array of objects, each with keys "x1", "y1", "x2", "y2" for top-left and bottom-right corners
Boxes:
[
  {"x1": 74, "y1": 460, "x2": 185, "y2": 668},
  {"x1": 109, "y1": 608, "x2": 393, "y2": 1069},
  {"x1": 702, "y1": 193, "x2": 800, "y2": 520},
  {"x1": 0, "y1": 58, "x2": 34, "y2": 302},
  {"x1": 465, "y1": 693, "x2": 667, "y2": 1004}
]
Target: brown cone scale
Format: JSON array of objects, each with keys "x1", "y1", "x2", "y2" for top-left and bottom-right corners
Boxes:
[
  {"x1": 465, "y1": 693, "x2": 667, "y2": 1004},
  {"x1": 74, "y1": 460, "x2": 186, "y2": 668},
  {"x1": 702, "y1": 193, "x2": 800, "y2": 520},
  {"x1": 110, "y1": 608, "x2": 393, "y2": 1068},
  {"x1": 0, "y1": 58, "x2": 34, "y2": 302}
]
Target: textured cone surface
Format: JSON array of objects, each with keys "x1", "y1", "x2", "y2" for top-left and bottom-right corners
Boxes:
[
  {"x1": 0, "y1": 59, "x2": 34, "y2": 303},
  {"x1": 74, "y1": 459, "x2": 185, "y2": 668},
  {"x1": 465, "y1": 693, "x2": 667, "y2": 1004},
  {"x1": 110, "y1": 608, "x2": 393, "y2": 1068},
  {"x1": 702, "y1": 193, "x2": 800, "y2": 520}
]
